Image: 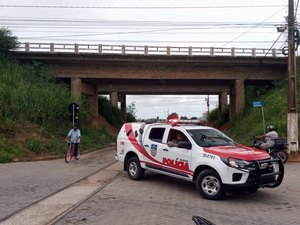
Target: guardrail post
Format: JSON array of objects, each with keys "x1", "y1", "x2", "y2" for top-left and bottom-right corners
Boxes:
[
  {"x1": 122, "y1": 45, "x2": 126, "y2": 55},
  {"x1": 272, "y1": 49, "x2": 276, "y2": 58},
  {"x1": 98, "y1": 44, "x2": 102, "y2": 55},
  {"x1": 231, "y1": 47, "x2": 235, "y2": 57},
  {"x1": 167, "y1": 46, "x2": 171, "y2": 56},
  {"x1": 189, "y1": 46, "x2": 193, "y2": 56},
  {"x1": 210, "y1": 47, "x2": 214, "y2": 56},
  {"x1": 252, "y1": 48, "x2": 256, "y2": 58},
  {"x1": 144, "y1": 46, "x2": 149, "y2": 56},
  {"x1": 25, "y1": 42, "x2": 30, "y2": 52},
  {"x1": 74, "y1": 43, "x2": 79, "y2": 54},
  {"x1": 50, "y1": 43, "x2": 54, "y2": 53}
]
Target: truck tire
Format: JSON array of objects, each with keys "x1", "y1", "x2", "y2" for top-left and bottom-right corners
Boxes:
[
  {"x1": 127, "y1": 156, "x2": 144, "y2": 180},
  {"x1": 196, "y1": 169, "x2": 225, "y2": 200}
]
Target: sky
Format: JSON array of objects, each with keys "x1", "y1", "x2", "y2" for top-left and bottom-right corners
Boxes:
[{"x1": 0, "y1": 0, "x2": 296, "y2": 119}]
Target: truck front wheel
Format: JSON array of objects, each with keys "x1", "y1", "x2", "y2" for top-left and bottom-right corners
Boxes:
[
  {"x1": 196, "y1": 169, "x2": 225, "y2": 200},
  {"x1": 127, "y1": 157, "x2": 144, "y2": 180}
]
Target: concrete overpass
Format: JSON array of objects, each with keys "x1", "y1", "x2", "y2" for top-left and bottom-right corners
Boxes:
[{"x1": 14, "y1": 42, "x2": 288, "y2": 121}]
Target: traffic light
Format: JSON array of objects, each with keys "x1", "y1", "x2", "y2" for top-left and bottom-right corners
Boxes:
[{"x1": 68, "y1": 103, "x2": 79, "y2": 126}]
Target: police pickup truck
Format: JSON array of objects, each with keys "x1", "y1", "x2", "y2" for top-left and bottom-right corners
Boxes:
[{"x1": 115, "y1": 122, "x2": 284, "y2": 200}]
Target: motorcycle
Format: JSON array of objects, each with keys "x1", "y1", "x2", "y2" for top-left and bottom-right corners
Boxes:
[{"x1": 253, "y1": 137, "x2": 289, "y2": 163}]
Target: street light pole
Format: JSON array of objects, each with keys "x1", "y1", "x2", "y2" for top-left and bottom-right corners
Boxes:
[{"x1": 287, "y1": 0, "x2": 298, "y2": 152}]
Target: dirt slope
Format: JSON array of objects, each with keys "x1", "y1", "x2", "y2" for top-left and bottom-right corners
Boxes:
[{"x1": 91, "y1": 115, "x2": 119, "y2": 136}]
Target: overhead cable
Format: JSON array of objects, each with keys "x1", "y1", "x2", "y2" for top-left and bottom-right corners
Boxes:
[{"x1": 0, "y1": 4, "x2": 287, "y2": 9}]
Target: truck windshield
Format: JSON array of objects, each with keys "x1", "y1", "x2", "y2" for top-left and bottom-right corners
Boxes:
[{"x1": 187, "y1": 129, "x2": 235, "y2": 147}]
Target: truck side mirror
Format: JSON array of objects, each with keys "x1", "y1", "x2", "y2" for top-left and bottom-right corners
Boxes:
[{"x1": 177, "y1": 141, "x2": 192, "y2": 150}]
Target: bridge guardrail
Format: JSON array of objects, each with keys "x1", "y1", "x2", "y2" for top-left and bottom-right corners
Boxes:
[{"x1": 17, "y1": 42, "x2": 285, "y2": 58}]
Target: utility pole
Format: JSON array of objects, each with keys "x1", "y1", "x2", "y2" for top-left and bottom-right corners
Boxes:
[
  {"x1": 205, "y1": 95, "x2": 210, "y2": 115},
  {"x1": 287, "y1": 0, "x2": 298, "y2": 152}
]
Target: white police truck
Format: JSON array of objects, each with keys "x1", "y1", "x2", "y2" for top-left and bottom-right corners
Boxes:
[{"x1": 115, "y1": 122, "x2": 284, "y2": 200}]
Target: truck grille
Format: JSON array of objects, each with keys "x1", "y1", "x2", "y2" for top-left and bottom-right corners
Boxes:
[{"x1": 254, "y1": 158, "x2": 284, "y2": 187}]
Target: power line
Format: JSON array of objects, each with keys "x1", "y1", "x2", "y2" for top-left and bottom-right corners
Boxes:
[
  {"x1": 222, "y1": 6, "x2": 287, "y2": 47},
  {"x1": 0, "y1": 4, "x2": 287, "y2": 9},
  {"x1": 0, "y1": 17, "x2": 282, "y2": 26}
]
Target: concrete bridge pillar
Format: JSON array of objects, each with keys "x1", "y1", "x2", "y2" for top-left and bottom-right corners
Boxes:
[
  {"x1": 91, "y1": 88, "x2": 99, "y2": 119},
  {"x1": 110, "y1": 91, "x2": 118, "y2": 108},
  {"x1": 120, "y1": 94, "x2": 126, "y2": 122},
  {"x1": 71, "y1": 77, "x2": 82, "y2": 102},
  {"x1": 229, "y1": 79, "x2": 245, "y2": 120},
  {"x1": 218, "y1": 92, "x2": 228, "y2": 115},
  {"x1": 71, "y1": 78, "x2": 99, "y2": 123}
]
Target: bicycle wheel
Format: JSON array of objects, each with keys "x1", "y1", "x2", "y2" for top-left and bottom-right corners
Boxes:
[{"x1": 65, "y1": 146, "x2": 72, "y2": 163}]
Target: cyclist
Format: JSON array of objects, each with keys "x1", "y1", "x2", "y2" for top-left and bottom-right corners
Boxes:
[{"x1": 65, "y1": 126, "x2": 81, "y2": 158}]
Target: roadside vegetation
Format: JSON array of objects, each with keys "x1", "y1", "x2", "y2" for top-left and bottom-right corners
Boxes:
[
  {"x1": 0, "y1": 28, "x2": 130, "y2": 163},
  {"x1": 209, "y1": 79, "x2": 300, "y2": 146},
  {"x1": 98, "y1": 96, "x2": 137, "y2": 128},
  {"x1": 1, "y1": 28, "x2": 299, "y2": 162}
]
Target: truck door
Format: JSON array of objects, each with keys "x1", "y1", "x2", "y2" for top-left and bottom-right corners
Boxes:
[
  {"x1": 161, "y1": 128, "x2": 193, "y2": 177},
  {"x1": 142, "y1": 126, "x2": 166, "y2": 169}
]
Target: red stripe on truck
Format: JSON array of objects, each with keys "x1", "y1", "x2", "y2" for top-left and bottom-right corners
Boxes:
[
  {"x1": 203, "y1": 145, "x2": 270, "y2": 161},
  {"x1": 125, "y1": 123, "x2": 161, "y2": 164},
  {"x1": 124, "y1": 123, "x2": 193, "y2": 175}
]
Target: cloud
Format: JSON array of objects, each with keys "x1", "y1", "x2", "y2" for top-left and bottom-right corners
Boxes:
[{"x1": 127, "y1": 95, "x2": 219, "y2": 119}]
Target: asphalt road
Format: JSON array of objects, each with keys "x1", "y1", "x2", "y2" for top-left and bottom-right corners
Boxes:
[
  {"x1": 54, "y1": 162, "x2": 300, "y2": 225},
  {"x1": 1, "y1": 146, "x2": 300, "y2": 225}
]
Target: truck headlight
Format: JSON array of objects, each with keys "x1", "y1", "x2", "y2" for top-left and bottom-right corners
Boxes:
[{"x1": 225, "y1": 158, "x2": 256, "y2": 171}]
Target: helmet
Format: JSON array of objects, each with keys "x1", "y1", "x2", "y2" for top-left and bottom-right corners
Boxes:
[
  {"x1": 267, "y1": 125, "x2": 275, "y2": 132},
  {"x1": 73, "y1": 126, "x2": 78, "y2": 131}
]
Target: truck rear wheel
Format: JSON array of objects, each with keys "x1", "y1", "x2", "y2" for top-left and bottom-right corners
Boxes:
[
  {"x1": 127, "y1": 157, "x2": 144, "y2": 180},
  {"x1": 196, "y1": 169, "x2": 225, "y2": 200}
]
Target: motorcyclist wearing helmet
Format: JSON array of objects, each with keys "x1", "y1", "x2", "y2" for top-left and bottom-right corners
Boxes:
[{"x1": 256, "y1": 125, "x2": 278, "y2": 150}]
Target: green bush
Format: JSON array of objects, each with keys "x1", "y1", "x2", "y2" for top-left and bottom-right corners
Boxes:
[
  {"x1": 0, "y1": 138, "x2": 19, "y2": 163},
  {"x1": 23, "y1": 138, "x2": 45, "y2": 154},
  {"x1": 98, "y1": 96, "x2": 122, "y2": 127},
  {"x1": 207, "y1": 108, "x2": 219, "y2": 122},
  {"x1": 207, "y1": 106, "x2": 229, "y2": 128},
  {"x1": 98, "y1": 96, "x2": 137, "y2": 127},
  {"x1": 81, "y1": 127, "x2": 115, "y2": 150}
]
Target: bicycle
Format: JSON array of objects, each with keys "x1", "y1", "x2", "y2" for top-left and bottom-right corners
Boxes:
[{"x1": 65, "y1": 141, "x2": 80, "y2": 163}]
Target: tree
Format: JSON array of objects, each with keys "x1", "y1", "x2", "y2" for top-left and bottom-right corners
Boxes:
[
  {"x1": 126, "y1": 102, "x2": 137, "y2": 117},
  {"x1": 126, "y1": 102, "x2": 137, "y2": 122},
  {"x1": 0, "y1": 28, "x2": 18, "y2": 55}
]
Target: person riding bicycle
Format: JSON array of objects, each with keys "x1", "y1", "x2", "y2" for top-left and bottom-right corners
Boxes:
[
  {"x1": 255, "y1": 125, "x2": 278, "y2": 150},
  {"x1": 65, "y1": 126, "x2": 81, "y2": 157}
]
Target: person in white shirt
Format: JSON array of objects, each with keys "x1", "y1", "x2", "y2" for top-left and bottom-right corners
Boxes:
[
  {"x1": 256, "y1": 125, "x2": 278, "y2": 150},
  {"x1": 65, "y1": 126, "x2": 81, "y2": 157}
]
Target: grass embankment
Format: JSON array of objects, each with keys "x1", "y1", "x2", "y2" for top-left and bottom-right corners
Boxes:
[
  {"x1": 227, "y1": 80, "x2": 300, "y2": 146},
  {"x1": 0, "y1": 55, "x2": 115, "y2": 163}
]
